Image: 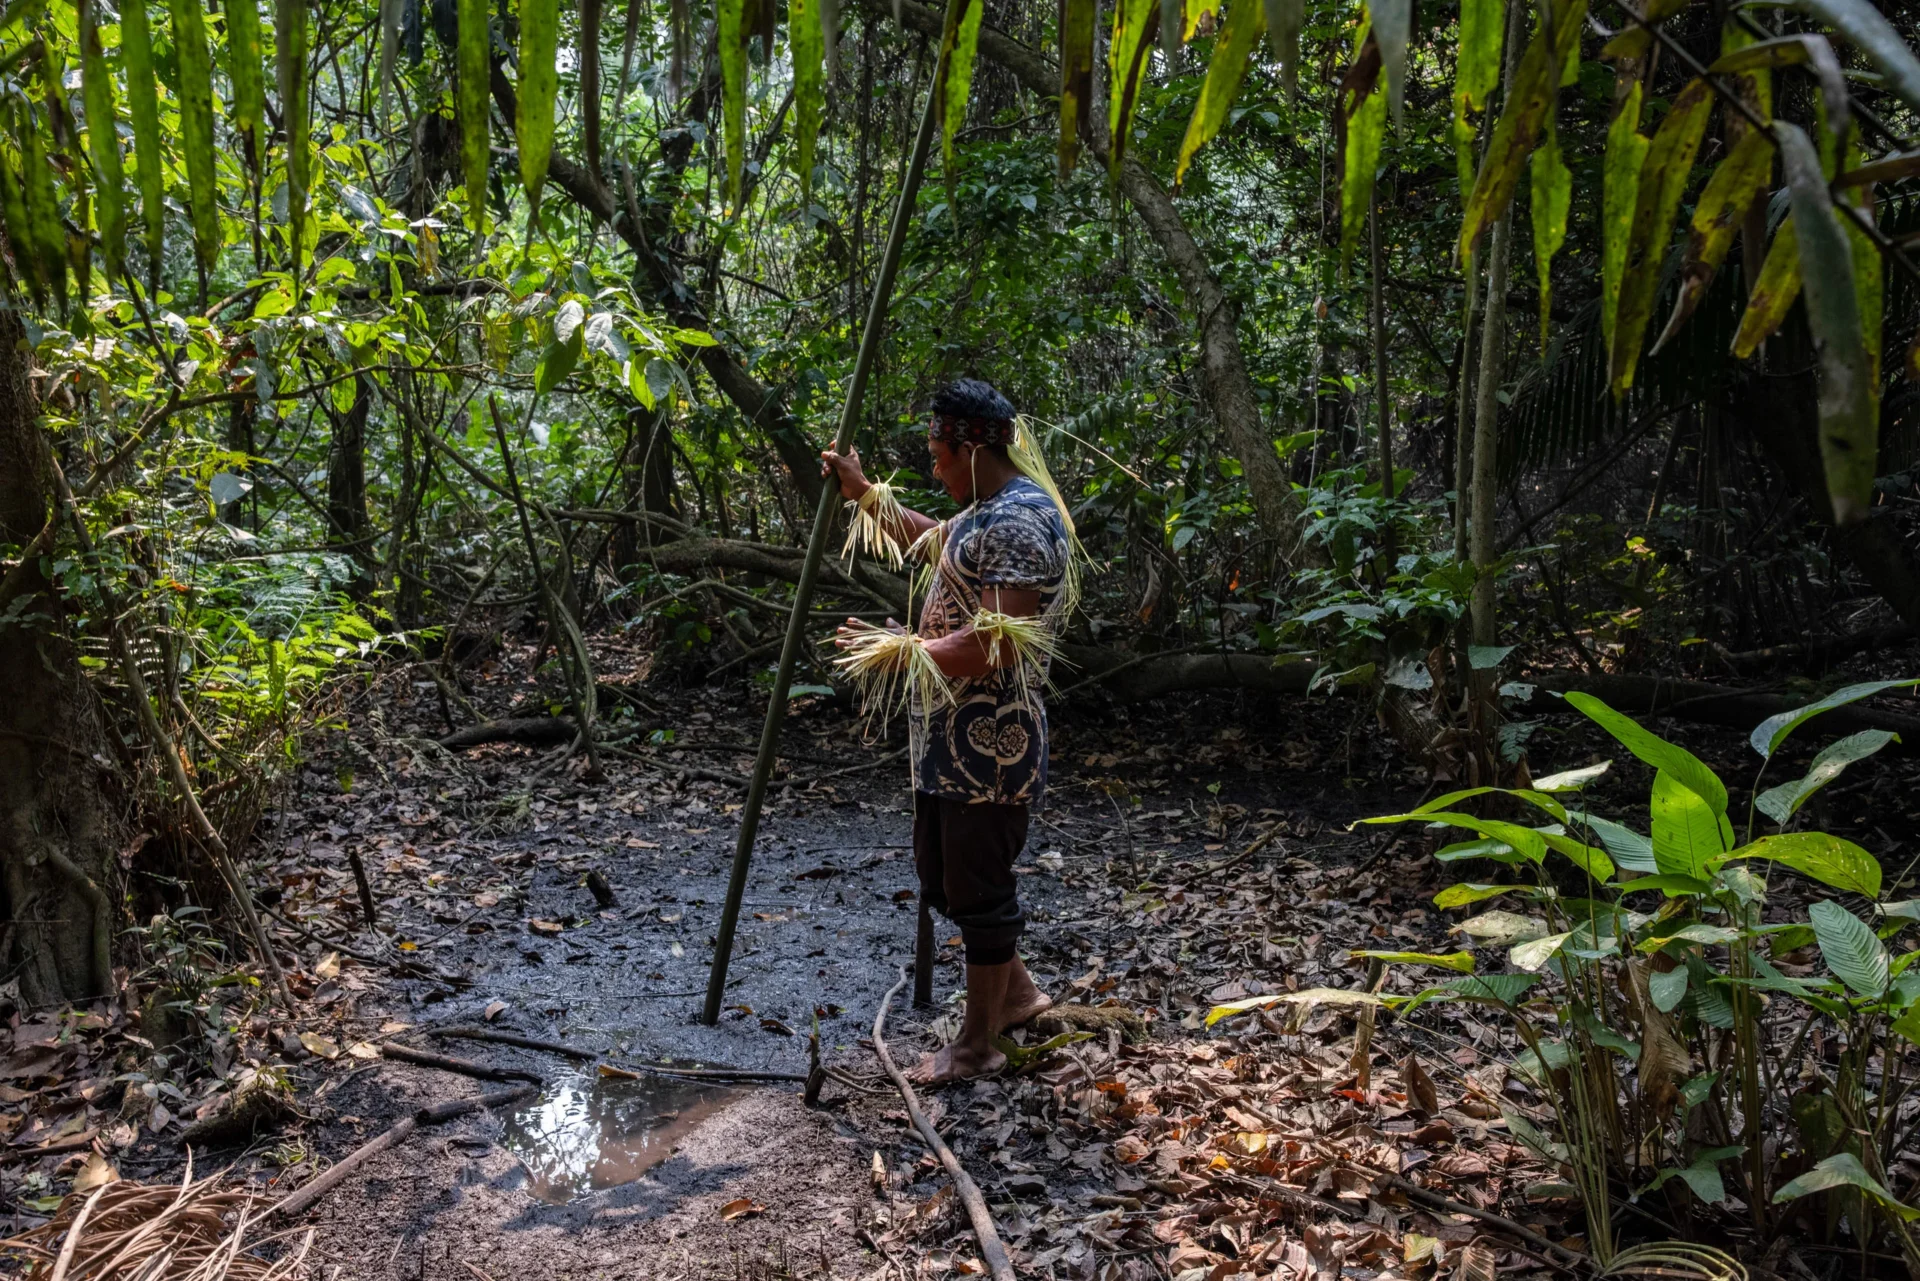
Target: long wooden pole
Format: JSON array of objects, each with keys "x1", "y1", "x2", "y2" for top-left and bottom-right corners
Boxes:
[{"x1": 703, "y1": 50, "x2": 945, "y2": 1026}]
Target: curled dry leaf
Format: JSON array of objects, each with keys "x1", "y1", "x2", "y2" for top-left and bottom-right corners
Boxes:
[
  {"x1": 298, "y1": 1032, "x2": 341, "y2": 1060},
  {"x1": 718, "y1": 1196, "x2": 765, "y2": 1220}
]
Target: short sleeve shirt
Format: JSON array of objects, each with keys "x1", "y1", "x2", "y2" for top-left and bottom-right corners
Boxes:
[{"x1": 910, "y1": 476, "x2": 1069, "y2": 808}]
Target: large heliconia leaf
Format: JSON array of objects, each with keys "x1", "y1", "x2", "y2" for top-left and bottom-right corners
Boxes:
[
  {"x1": 1791, "y1": 0, "x2": 1920, "y2": 113},
  {"x1": 78, "y1": 0, "x2": 127, "y2": 279},
  {"x1": 1340, "y1": 27, "x2": 1385, "y2": 274},
  {"x1": 1808, "y1": 899, "x2": 1889, "y2": 998},
  {"x1": 1059, "y1": 0, "x2": 1096, "y2": 177},
  {"x1": 1720, "y1": 831, "x2": 1883, "y2": 897},
  {"x1": 1608, "y1": 77, "x2": 1712, "y2": 397},
  {"x1": 1775, "y1": 1153, "x2": 1920, "y2": 1221},
  {"x1": 1652, "y1": 130, "x2": 1771, "y2": 352},
  {"x1": 1450, "y1": 0, "x2": 1504, "y2": 201},
  {"x1": 1777, "y1": 121, "x2": 1876, "y2": 526},
  {"x1": 1650, "y1": 771, "x2": 1725, "y2": 879},
  {"x1": 718, "y1": 0, "x2": 746, "y2": 208},
  {"x1": 276, "y1": 0, "x2": 309, "y2": 268},
  {"x1": 457, "y1": 0, "x2": 489, "y2": 230},
  {"x1": 790, "y1": 0, "x2": 824, "y2": 199},
  {"x1": 1174, "y1": 0, "x2": 1265, "y2": 186},
  {"x1": 1263, "y1": 0, "x2": 1305, "y2": 99},
  {"x1": 120, "y1": 0, "x2": 164, "y2": 290},
  {"x1": 1563, "y1": 692, "x2": 1729, "y2": 815},
  {"x1": 1600, "y1": 80, "x2": 1648, "y2": 351},
  {"x1": 1456, "y1": 0, "x2": 1585, "y2": 263},
  {"x1": 1755, "y1": 731, "x2": 1898, "y2": 825},
  {"x1": 1731, "y1": 216, "x2": 1800, "y2": 358},
  {"x1": 1359, "y1": 809, "x2": 1548, "y2": 863},
  {"x1": 518, "y1": 0, "x2": 561, "y2": 210},
  {"x1": 938, "y1": 0, "x2": 984, "y2": 186},
  {"x1": 223, "y1": 0, "x2": 267, "y2": 169},
  {"x1": 1107, "y1": 0, "x2": 1156, "y2": 180},
  {"x1": 1369, "y1": 0, "x2": 1411, "y2": 126},
  {"x1": 1529, "y1": 118, "x2": 1569, "y2": 350},
  {"x1": 1749, "y1": 678, "x2": 1920, "y2": 758},
  {"x1": 168, "y1": 0, "x2": 220, "y2": 276}
]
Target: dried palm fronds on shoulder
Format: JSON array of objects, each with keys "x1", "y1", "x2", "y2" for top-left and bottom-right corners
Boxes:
[
  {"x1": 842, "y1": 480, "x2": 907, "y2": 568},
  {"x1": 0, "y1": 1160, "x2": 312, "y2": 1280},
  {"x1": 832, "y1": 622, "x2": 952, "y2": 730}
]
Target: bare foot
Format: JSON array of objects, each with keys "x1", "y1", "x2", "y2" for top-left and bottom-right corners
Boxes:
[
  {"x1": 905, "y1": 1041, "x2": 1006, "y2": 1086},
  {"x1": 998, "y1": 967, "x2": 1053, "y2": 1033}
]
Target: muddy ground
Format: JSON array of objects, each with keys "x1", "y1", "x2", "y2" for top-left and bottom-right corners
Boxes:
[{"x1": 21, "y1": 634, "x2": 1920, "y2": 1280}]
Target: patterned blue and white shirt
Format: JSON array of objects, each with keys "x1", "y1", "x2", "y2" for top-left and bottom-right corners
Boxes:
[{"x1": 910, "y1": 476, "x2": 1069, "y2": 808}]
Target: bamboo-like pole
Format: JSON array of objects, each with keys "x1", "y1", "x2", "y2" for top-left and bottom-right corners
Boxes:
[{"x1": 702, "y1": 45, "x2": 945, "y2": 1026}]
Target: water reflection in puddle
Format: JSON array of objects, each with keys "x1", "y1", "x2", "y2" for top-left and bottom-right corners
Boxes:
[{"x1": 500, "y1": 1071, "x2": 741, "y2": 1203}]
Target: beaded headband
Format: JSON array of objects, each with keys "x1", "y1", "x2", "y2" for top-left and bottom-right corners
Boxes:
[{"x1": 928, "y1": 412, "x2": 1012, "y2": 447}]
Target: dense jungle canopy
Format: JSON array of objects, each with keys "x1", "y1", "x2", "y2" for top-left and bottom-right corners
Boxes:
[{"x1": 5, "y1": 0, "x2": 1920, "y2": 1271}]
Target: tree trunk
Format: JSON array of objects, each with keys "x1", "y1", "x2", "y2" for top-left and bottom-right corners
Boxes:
[
  {"x1": 0, "y1": 310, "x2": 126, "y2": 1005},
  {"x1": 326, "y1": 373, "x2": 374, "y2": 596},
  {"x1": 613, "y1": 404, "x2": 682, "y2": 579}
]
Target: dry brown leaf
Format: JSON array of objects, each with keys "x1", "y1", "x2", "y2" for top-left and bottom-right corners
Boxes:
[
  {"x1": 483, "y1": 1001, "x2": 509, "y2": 1022},
  {"x1": 1454, "y1": 1237, "x2": 1496, "y2": 1281},
  {"x1": 298, "y1": 1033, "x2": 341, "y2": 1060},
  {"x1": 313, "y1": 952, "x2": 340, "y2": 979},
  {"x1": 598, "y1": 1064, "x2": 640, "y2": 1080},
  {"x1": 528, "y1": 919, "x2": 565, "y2": 936},
  {"x1": 345, "y1": 1041, "x2": 379, "y2": 1060},
  {"x1": 718, "y1": 1197, "x2": 764, "y2": 1220},
  {"x1": 72, "y1": 1151, "x2": 118, "y2": 1193},
  {"x1": 1402, "y1": 1052, "x2": 1440, "y2": 1114}
]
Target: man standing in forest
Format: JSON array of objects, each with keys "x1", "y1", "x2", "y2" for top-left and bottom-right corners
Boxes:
[{"x1": 822, "y1": 379, "x2": 1074, "y2": 1084}]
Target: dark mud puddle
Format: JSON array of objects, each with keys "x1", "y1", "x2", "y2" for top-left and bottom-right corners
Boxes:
[{"x1": 500, "y1": 1069, "x2": 744, "y2": 1202}]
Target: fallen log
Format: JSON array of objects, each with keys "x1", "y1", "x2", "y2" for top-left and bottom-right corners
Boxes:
[
  {"x1": 273, "y1": 1084, "x2": 536, "y2": 1219},
  {"x1": 429, "y1": 1027, "x2": 808, "y2": 1082},
  {"x1": 872, "y1": 969, "x2": 1015, "y2": 1281},
  {"x1": 432, "y1": 1027, "x2": 598, "y2": 1060},
  {"x1": 1510, "y1": 673, "x2": 1920, "y2": 749},
  {"x1": 378, "y1": 1042, "x2": 543, "y2": 1084},
  {"x1": 437, "y1": 716, "x2": 577, "y2": 750}
]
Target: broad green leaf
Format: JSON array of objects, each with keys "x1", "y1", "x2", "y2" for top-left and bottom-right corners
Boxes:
[
  {"x1": 1107, "y1": 0, "x2": 1157, "y2": 180},
  {"x1": 1564, "y1": 694, "x2": 1728, "y2": 817},
  {"x1": 1600, "y1": 80, "x2": 1649, "y2": 352},
  {"x1": 1571, "y1": 810, "x2": 1658, "y2": 873},
  {"x1": 535, "y1": 327, "x2": 584, "y2": 394},
  {"x1": 1350, "y1": 949, "x2": 1477, "y2": 972},
  {"x1": 223, "y1": 0, "x2": 267, "y2": 168},
  {"x1": 1614, "y1": 873, "x2": 1712, "y2": 896},
  {"x1": 1755, "y1": 734, "x2": 1899, "y2": 826},
  {"x1": 1731, "y1": 215, "x2": 1802, "y2": 359},
  {"x1": 1058, "y1": 0, "x2": 1097, "y2": 176},
  {"x1": 1511, "y1": 931, "x2": 1572, "y2": 972},
  {"x1": 276, "y1": 0, "x2": 310, "y2": 268},
  {"x1": 1647, "y1": 1146, "x2": 1743, "y2": 1204},
  {"x1": 120, "y1": 0, "x2": 164, "y2": 290},
  {"x1": 1454, "y1": 909, "x2": 1548, "y2": 946},
  {"x1": 1457, "y1": 0, "x2": 1586, "y2": 262},
  {"x1": 1541, "y1": 828, "x2": 1614, "y2": 881},
  {"x1": 790, "y1": 0, "x2": 824, "y2": 199},
  {"x1": 1642, "y1": 922, "x2": 1741, "y2": 949},
  {"x1": 1531, "y1": 761, "x2": 1611, "y2": 792},
  {"x1": 1360, "y1": 810, "x2": 1547, "y2": 862},
  {"x1": 1263, "y1": 0, "x2": 1305, "y2": 100},
  {"x1": 169, "y1": 0, "x2": 220, "y2": 275},
  {"x1": 1205, "y1": 987, "x2": 1384, "y2": 1026},
  {"x1": 1175, "y1": 0, "x2": 1265, "y2": 187},
  {"x1": 1649, "y1": 965, "x2": 1689, "y2": 1012},
  {"x1": 1434, "y1": 837, "x2": 1523, "y2": 864},
  {"x1": 937, "y1": 0, "x2": 984, "y2": 188},
  {"x1": 1392, "y1": 972, "x2": 1540, "y2": 1016},
  {"x1": 1610, "y1": 78, "x2": 1713, "y2": 396},
  {"x1": 718, "y1": 0, "x2": 746, "y2": 208},
  {"x1": 1454, "y1": 0, "x2": 1503, "y2": 114},
  {"x1": 1340, "y1": 24, "x2": 1384, "y2": 274},
  {"x1": 1749, "y1": 679, "x2": 1920, "y2": 759},
  {"x1": 1369, "y1": 0, "x2": 1411, "y2": 125},
  {"x1": 1774, "y1": 1152, "x2": 1920, "y2": 1220},
  {"x1": 1776, "y1": 121, "x2": 1876, "y2": 525},
  {"x1": 1651, "y1": 773, "x2": 1729, "y2": 879},
  {"x1": 1434, "y1": 883, "x2": 1515, "y2": 909},
  {"x1": 1810, "y1": 900, "x2": 1889, "y2": 997},
  {"x1": 458, "y1": 0, "x2": 490, "y2": 229},
  {"x1": 1790, "y1": 0, "x2": 1920, "y2": 114},
  {"x1": 1529, "y1": 116, "x2": 1569, "y2": 351},
  {"x1": 1653, "y1": 128, "x2": 1773, "y2": 353},
  {"x1": 518, "y1": 0, "x2": 561, "y2": 208},
  {"x1": 79, "y1": 0, "x2": 127, "y2": 279}
]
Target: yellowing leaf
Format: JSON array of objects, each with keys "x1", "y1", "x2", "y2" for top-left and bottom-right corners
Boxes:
[
  {"x1": 1653, "y1": 128, "x2": 1773, "y2": 353},
  {"x1": 1058, "y1": 0, "x2": 1097, "y2": 176},
  {"x1": 1340, "y1": 25, "x2": 1385, "y2": 274},
  {"x1": 457, "y1": 0, "x2": 489, "y2": 230},
  {"x1": 314, "y1": 952, "x2": 341, "y2": 979},
  {"x1": 790, "y1": 0, "x2": 824, "y2": 199},
  {"x1": 1530, "y1": 118, "x2": 1570, "y2": 350},
  {"x1": 938, "y1": 0, "x2": 985, "y2": 187},
  {"x1": 1175, "y1": 0, "x2": 1266, "y2": 187},
  {"x1": 1610, "y1": 78, "x2": 1714, "y2": 396},
  {"x1": 299, "y1": 1033, "x2": 342, "y2": 1060},
  {"x1": 518, "y1": 0, "x2": 561, "y2": 209},
  {"x1": 1732, "y1": 215, "x2": 1802, "y2": 357},
  {"x1": 1108, "y1": 0, "x2": 1157, "y2": 180},
  {"x1": 1600, "y1": 80, "x2": 1649, "y2": 352}
]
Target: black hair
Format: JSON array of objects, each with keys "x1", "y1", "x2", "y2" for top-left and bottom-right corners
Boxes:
[{"x1": 929, "y1": 378, "x2": 1016, "y2": 423}]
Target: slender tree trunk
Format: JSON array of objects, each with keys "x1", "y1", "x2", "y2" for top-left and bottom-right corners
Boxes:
[
  {"x1": 1370, "y1": 192, "x2": 1396, "y2": 571},
  {"x1": 1468, "y1": 215, "x2": 1511, "y2": 648},
  {"x1": 613, "y1": 407, "x2": 682, "y2": 574},
  {"x1": 0, "y1": 310, "x2": 126, "y2": 1004},
  {"x1": 326, "y1": 373, "x2": 373, "y2": 595}
]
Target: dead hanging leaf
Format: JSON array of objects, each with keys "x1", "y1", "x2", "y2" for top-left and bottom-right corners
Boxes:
[
  {"x1": 598, "y1": 1064, "x2": 641, "y2": 1080},
  {"x1": 483, "y1": 1000, "x2": 509, "y2": 1022},
  {"x1": 1402, "y1": 1052, "x2": 1440, "y2": 1114},
  {"x1": 72, "y1": 1151, "x2": 119, "y2": 1193},
  {"x1": 298, "y1": 1033, "x2": 341, "y2": 1060},
  {"x1": 1625, "y1": 957, "x2": 1689, "y2": 1120},
  {"x1": 719, "y1": 1196, "x2": 765, "y2": 1220}
]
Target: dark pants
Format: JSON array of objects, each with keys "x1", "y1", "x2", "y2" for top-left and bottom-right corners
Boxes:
[{"x1": 913, "y1": 791, "x2": 1028, "y2": 966}]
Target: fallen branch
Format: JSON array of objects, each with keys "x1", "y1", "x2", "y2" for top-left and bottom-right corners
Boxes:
[
  {"x1": 438, "y1": 716, "x2": 578, "y2": 750},
  {"x1": 428, "y1": 1026, "x2": 808, "y2": 1082},
  {"x1": 378, "y1": 1042, "x2": 543, "y2": 1084},
  {"x1": 871, "y1": 969, "x2": 1016, "y2": 1281},
  {"x1": 273, "y1": 1084, "x2": 537, "y2": 1219},
  {"x1": 431, "y1": 1027, "x2": 597, "y2": 1060}
]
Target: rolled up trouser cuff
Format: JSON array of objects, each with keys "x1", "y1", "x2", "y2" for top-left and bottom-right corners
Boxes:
[{"x1": 948, "y1": 896, "x2": 1024, "y2": 966}]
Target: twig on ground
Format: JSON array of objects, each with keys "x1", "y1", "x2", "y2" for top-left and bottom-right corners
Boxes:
[
  {"x1": 1347, "y1": 1163, "x2": 1587, "y2": 1270},
  {"x1": 871, "y1": 968, "x2": 1016, "y2": 1281},
  {"x1": 379, "y1": 1042, "x2": 544, "y2": 1084}
]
